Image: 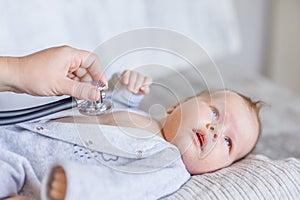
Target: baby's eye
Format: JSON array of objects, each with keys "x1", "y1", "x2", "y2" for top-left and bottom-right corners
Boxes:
[
  {"x1": 211, "y1": 107, "x2": 219, "y2": 120},
  {"x1": 224, "y1": 137, "x2": 232, "y2": 150}
]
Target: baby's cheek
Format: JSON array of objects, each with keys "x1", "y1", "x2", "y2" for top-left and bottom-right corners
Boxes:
[
  {"x1": 198, "y1": 104, "x2": 214, "y2": 122},
  {"x1": 180, "y1": 148, "x2": 207, "y2": 174},
  {"x1": 182, "y1": 103, "x2": 211, "y2": 126},
  {"x1": 195, "y1": 149, "x2": 232, "y2": 174},
  {"x1": 181, "y1": 155, "x2": 200, "y2": 174},
  {"x1": 206, "y1": 147, "x2": 232, "y2": 168}
]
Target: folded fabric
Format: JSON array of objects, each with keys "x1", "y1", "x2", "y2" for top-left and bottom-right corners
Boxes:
[{"x1": 164, "y1": 154, "x2": 300, "y2": 200}]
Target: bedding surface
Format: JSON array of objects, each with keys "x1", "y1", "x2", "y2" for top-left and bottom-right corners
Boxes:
[{"x1": 164, "y1": 155, "x2": 300, "y2": 200}]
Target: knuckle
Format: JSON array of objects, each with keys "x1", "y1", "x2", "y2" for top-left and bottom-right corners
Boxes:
[
  {"x1": 89, "y1": 52, "x2": 99, "y2": 60},
  {"x1": 122, "y1": 70, "x2": 129, "y2": 75},
  {"x1": 59, "y1": 45, "x2": 72, "y2": 52},
  {"x1": 73, "y1": 83, "x2": 84, "y2": 98}
]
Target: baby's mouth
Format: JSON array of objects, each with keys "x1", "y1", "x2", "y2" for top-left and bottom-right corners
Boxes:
[{"x1": 193, "y1": 129, "x2": 206, "y2": 150}]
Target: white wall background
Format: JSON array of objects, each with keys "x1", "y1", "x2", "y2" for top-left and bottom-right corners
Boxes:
[
  {"x1": 1, "y1": 0, "x2": 287, "y2": 110},
  {"x1": 219, "y1": 0, "x2": 270, "y2": 75},
  {"x1": 224, "y1": 0, "x2": 300, "y2": 95},
  {"x1": 266, "y1": 0, "x2": 300, "y2": 94},
  {"x1": 0, "y1": 0, "x2": 242, "y2": 109}
]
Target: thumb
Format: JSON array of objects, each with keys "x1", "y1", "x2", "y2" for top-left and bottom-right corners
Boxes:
[
  {"x1": 140, "y1": 86, "x2": 150, "y2": 94},
  {"x1": 62, "y1": 79, "x2": 100, "y2": 101}
]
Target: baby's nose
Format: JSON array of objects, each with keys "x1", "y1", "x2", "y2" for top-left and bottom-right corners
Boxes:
[
  {"x1": 205, "y1": 123, "x2": 219, "y2": 142},
  {"x1": 206, "y1": 123, "x2": 215, "y2": 131}
]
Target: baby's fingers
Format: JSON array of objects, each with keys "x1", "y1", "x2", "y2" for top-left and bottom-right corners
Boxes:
[
  {"x1": 140, "y1": 85, "x2": 150, "y2": 94},
  {"x1": 120, "y1": 70, "x2": 131, "y2": 85},
  {"x1": 121, "y1": 70, "x2": 140, "y2": 93},
  {"x1": 132, "y1": 74, "x2": 145, "y2": 93},
  {"x1": 138, "y1": 76, "x2": 152, "y2": 94},
  {"x1": 120, "y1": 70, "x2": 152, "y2": 94},
  {"x1": 127, "y1": 71, "x2": 138, "y2": 92}
]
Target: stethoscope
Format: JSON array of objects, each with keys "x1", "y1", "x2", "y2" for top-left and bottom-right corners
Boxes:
[{"x1": 0, "y1": 83, "x2": 113, "y2": 126}]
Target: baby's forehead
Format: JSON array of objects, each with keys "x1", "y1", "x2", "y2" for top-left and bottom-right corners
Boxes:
[
  {"x1": 198, "y1": 90, "x2": 239, "y2": 101},
  {"x1": 199, "y1": 90, "x2": 256, "y2": 123}
]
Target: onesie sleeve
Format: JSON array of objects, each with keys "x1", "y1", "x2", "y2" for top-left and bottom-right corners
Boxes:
[
  {"x1": 0, "y1": 149, "x2": 39, "y2": 198},
  {"x1": 106, "y1": 72, "x2": 145, "y2": 108}
]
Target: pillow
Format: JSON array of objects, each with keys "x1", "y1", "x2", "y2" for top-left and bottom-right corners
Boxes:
[{"x1": 164, "y1": 154, "x2": 300, "y2": 199}]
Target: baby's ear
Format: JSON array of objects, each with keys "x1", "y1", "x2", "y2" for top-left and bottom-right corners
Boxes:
[{"x1": 166, "y1": 105, "x2": 177, "y2": 114}]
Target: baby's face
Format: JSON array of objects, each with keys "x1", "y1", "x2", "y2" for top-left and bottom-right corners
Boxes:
[{"x1": 162, "y1": 90, "x2": 259, "y2": 174}]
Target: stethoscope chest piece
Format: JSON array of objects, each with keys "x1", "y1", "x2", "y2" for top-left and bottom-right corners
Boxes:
[
  {"x1": 77, "y1": 83, "x2": 113, "y2": 116},
  {"x1": 78, "y1": 100, "x2": 113, "y2": 116}
]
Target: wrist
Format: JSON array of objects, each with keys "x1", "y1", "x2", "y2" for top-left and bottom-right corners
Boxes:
[{"x1": 0, "y1": 56, "x2": 22, "y2": 92}]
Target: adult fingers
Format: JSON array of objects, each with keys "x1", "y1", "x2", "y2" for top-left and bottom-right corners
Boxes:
[
  {"x1": 76, "y1": 50, "x2": 108, "y2": 89},
  {"x1": 61, "y1": 79, "x2": 100, "y2": 101},
  {"x1": 73, "y1": 67, "x2": 88, "y2": 78}
]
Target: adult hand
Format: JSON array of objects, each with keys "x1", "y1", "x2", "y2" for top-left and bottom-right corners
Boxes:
[{"x1": 2, "y1": 46, "x2": 107, "y2": 101}]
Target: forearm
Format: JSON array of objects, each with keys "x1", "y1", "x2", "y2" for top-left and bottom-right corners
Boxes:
[{"x1": 0, "y1": 56, "x2": 22, "y2": 92}]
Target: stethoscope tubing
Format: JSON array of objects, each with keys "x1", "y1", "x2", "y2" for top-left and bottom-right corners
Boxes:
[{"x1": 0, "y1": 97, "x2": 77, "y2": 126}]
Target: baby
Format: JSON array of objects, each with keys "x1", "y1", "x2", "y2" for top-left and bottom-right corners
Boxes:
[
  {"x1": 2, "y1": 70, "x2": 262, "y2": 200},
  {"x1": 47, "y1": 70, "x2": 262, "y2": 200}
]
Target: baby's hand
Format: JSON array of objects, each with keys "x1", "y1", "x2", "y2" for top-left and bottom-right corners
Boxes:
[{"x1": 119, "y1": 70, "x2": 152, "y2": 94}]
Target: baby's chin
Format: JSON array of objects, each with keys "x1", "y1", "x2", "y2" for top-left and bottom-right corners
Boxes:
[{"x1": 186, "y1": 164, "x2": 226, "y2": 175}]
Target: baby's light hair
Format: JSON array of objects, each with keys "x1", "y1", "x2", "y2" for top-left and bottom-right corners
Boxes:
[{"x1": 233, "y1": 91, "x2": 265, "y2": 157}]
